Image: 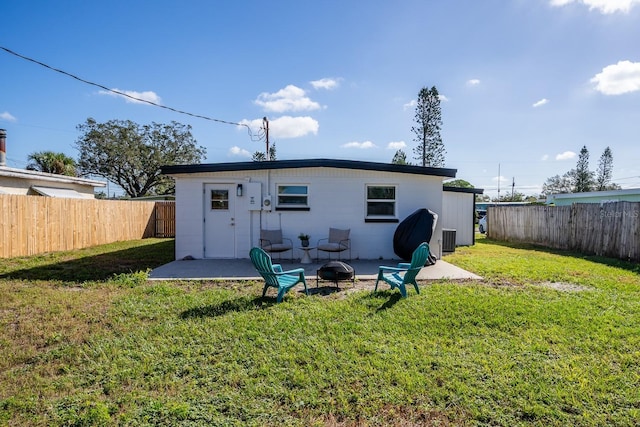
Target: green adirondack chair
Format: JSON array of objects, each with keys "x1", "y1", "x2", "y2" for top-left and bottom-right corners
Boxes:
[
  {"x1": 250, "y1": 247, "x2": 309, "y2": 302},
  {"x1": 374, "y1": 242, "x2": 430, "y2": 298}
]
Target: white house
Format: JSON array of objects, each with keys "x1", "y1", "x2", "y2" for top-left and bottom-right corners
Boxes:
[
  {"x1": 161, "y1": 159, "x2": 458, "y2": 260},
  {"x1": 0, "y1": 166, "x2": 105, "y2": 198},
  {"x1": 442, "y1": 186, "x2": 484, "y2": 247},
  {"x1": 0, "y1": 129, "x2": 105, "y2": 198}
]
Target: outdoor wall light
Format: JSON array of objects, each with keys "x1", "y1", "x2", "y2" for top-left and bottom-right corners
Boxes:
[{"x1": 236, "y1": 183, "x2": 243, "y2": 197}]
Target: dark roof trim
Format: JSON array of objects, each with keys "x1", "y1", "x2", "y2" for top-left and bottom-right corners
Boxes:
[
  {"x1": 161, "y1": 158, "x2": 457, "y2": 178},
  {"x1": 443, "y1": 185, "x2": 484, "y2": 194}
]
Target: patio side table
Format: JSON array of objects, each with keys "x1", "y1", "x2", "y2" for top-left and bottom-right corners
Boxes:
[{"x1": 299, "y1": 246, "x2": 315, "y2": 264}]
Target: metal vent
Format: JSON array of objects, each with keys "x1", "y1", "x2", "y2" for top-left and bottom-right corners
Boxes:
[{"x1": 442, "y1": 229, "x2": 456, "y2": 253}]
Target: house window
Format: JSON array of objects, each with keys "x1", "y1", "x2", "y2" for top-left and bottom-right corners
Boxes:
[
  {"x1": 366, "y1": 185, "x2": 396, "y2": 219},
  {"x1": 277, "y1": 185, "x2": 309, "y2": 208},
  {"x1": 210, "y1": 189, "x2": 229, "y2": 210}
]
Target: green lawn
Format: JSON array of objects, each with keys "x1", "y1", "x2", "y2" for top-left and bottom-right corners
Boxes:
[{"x1": 1, "y1": 237, "x2": 639, "y2": 426}]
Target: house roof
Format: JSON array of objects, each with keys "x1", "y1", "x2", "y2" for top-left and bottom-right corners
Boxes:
[
  {"x1": 443, "y1": 185, "x2": 484, "y2": 195},
  {"x1": 30, "y1": 186, "x2": 88, "y2": 198},
  {"x1": 161, "y1": 158, "x2": 457, "y2": 178},
  {"x1": 0, "y1": 166, "x2": 106, "y2": 187},
  {"x1": 547, "y1": 187, "x2": 640, "y2": 200}
]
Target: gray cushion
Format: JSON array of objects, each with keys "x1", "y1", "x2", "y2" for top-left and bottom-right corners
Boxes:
[
  {"x1": 328, "y1": 228, "x2": 350, "y2": 244},
  {"x1": 317, "y1": 242, "x2": 347, "y2": 252},
  {"x1": 260, "y1": 229, "x2": 283, "y2": 244},
  {"x1": 263, "y1": 243, "x2": 292, "y2": 252}
]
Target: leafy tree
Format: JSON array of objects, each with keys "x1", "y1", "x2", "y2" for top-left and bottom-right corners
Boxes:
[
  {"x1": 411, "y1": 86, "x2": 445, "y2": 167},
  {"x1": 391, "y1": 149, "x2": 409, "y2": 165},
  {"x1": 26, "y1": 151, "x2": 77, "y2": 176},
  {"x1": 493, "y1": 192, "x2": 526, "y2": 202},
  {"x1": 574, "y1": 145, "x2": 595, "y2": 192},
  {"x1": 542, "y1": 172, "x2": 574, "y2": 195},
  {"x1": 595, "y1": 146, "x2": 614, "y2": 191},
  {"x1": 75, "y1": 118, "x2": 206, "y2": 198},
  {"x1": 476, "y1": 194, "x2": 491, "y2": 202},
  {"x1": 444, "y1": 179, "x2": 474, "y2": 189},
  {"x1": 252, "y1": 143, "x2": 276, "y2": 162}
]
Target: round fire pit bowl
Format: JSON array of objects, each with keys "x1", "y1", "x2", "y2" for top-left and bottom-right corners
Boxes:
[{"x1": 316, "y1": 261, "x2": 355, "y2": 288}]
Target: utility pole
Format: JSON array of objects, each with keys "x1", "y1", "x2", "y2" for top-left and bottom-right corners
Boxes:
[
  {"x1": 497, "y1": 163, "x2": 501, "y2": 201},
  {"x1": 262, "y1": 117, "x2": 270, "y2": 161},
  {"x1": 511, "y1": 177, "x2": 515, "y2": 199}
]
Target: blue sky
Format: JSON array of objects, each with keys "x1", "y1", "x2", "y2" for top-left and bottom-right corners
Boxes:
[{"x1": 2, "y1": 0, "x2": 639, "y2": 198}]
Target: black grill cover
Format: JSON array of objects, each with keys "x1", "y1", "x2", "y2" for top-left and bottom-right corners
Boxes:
[
  {"x1": 318, "y1": 261, "x2": 355, "y2": 281},
  {"x1": 393, "y1": 208, "x2": 438, "y2": 261}
]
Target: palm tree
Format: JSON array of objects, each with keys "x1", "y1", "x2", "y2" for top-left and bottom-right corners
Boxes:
[{"x1": 26, "y1": 151, "x2": 78, "y2": 176}]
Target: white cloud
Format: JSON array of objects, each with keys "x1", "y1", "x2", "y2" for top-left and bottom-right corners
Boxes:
[
  {"x1": 254, "y1": 85, "x2": 321, "y2": 113},
  {"x1": 466, "y1": 79, "x2": 481, "y2": 86},
  {"x1": 403, "y1": 100, "x2": 417, "y2": 110},
  {"x1": 556, "y1": 151, "x2": 576, "y2": 160},
  {"x1": 99, "y1": 88, "x2": 161, "y2": 104},
  {"x1": 342, "y1": 141, "x2": 376, "y2": 149},
  {"x1": 590, "y1": 60, "x2": 640, "y2": 95},
  {"x1": 0, "y1": 111, "x2": 17, "y2": 122},
  {"x1": 439, "y1": 94, "x2": 449, "y2": 102},
  {"x1": 532, "y1": 98, "x2": 549, "y2": 107},
  {"x1": 541, "y1": 154, "x2": 550, "y2": 161},
  {"x1": 550, "y1": 0, "x2": 640, "y2": 14},
  {"x1": 387, "y1": 141, "x2": 406, "y2": 150},
  {"x1": 239, "y1": 116, "x2": 319, "y2": 139},
  {"x1": 228, "y1": 146, "x2": 252, "y2": 158},
  {"x1": 310, "y1": 78, "x2": 340, "y2": 90}
]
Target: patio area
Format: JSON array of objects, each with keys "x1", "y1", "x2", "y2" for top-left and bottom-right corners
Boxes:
[{"x1": 149, "y1": 257, "x2": 482, "y2": 281}]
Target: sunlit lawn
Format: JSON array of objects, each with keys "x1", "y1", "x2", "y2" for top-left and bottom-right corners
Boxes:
[{"x1": 1, "y1": 236, "x2": 639, "y2": 426}]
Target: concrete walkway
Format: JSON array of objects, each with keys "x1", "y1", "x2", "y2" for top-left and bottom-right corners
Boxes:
[{"x1": 149, "y1": 257, "x2": 482, "y2": 281}]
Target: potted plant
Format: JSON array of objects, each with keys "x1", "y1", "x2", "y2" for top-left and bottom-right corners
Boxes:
[{"x1": 298, "y1": 233, "x2": 310, "y2": 247}]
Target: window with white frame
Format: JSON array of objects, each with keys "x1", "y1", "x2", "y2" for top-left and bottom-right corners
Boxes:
[
  {"x1": 276, "y1": 184, "x2": 309, "y2": 208},
  {"x1": 210, "y1": 189, "x2": 229, "y2": 210},
  {"x1": 366, "y1": 185, "x2": 396, "y2": 218}
]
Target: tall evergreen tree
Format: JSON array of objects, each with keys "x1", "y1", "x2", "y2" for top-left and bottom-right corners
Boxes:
[
  {"x1": 411, "y1": 86, "x2": 445, "y2": 167},
  {"x1": 391, "y1": 149, "x2": 409, "y2": 165},
  {"x1": 596, "y1": 146, "x2": 614, "y2": 191},
  {"x1": 574, "y1": 145, "x2": 595, "y2": 192},
  {"x1": 252, "y1": 143, "x2": 276, "y2": 162}
]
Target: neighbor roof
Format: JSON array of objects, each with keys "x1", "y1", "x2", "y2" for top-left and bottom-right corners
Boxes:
[
  {"x1": 0, "y1": 166, "x2": 106, "y2": 187},
  {"x1": 443, "y1": 185, "x2": 484, "y2": 194},
  {"x1": 161, "y1": 158, "x2": 457, "y2": 178}
]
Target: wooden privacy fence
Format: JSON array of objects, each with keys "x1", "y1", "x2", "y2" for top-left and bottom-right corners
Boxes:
[
  {"x1": 154, "y1": 201, "x2": 176, "y2": 238},
  {"x1": 0, "y1": 195, "x2": 176, "y2": 258},
  {"x1": 488, "y1": 202, "x2": 640, "y2": 262}
]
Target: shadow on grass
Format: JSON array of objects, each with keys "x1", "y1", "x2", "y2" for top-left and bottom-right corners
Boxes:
[
  {"x1": 180, "y1": 296, "x2": 275, "y2": 318},
  {"x1": 375, "y1": 292, "x2": 403, "y2": 312},
  {"x1": 307, "y1": 284, "x2": 348, "y2": 296},
  {"x1": 481, "y1": 236, "x2": 640, "y2": 275},
  {"x1": 0, "y1": 239, "x2": 175, "y2": 283}
]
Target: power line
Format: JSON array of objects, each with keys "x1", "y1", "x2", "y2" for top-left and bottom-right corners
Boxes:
[{"x1": 1, "y1": 45, "x2": 263, "y2": 141}]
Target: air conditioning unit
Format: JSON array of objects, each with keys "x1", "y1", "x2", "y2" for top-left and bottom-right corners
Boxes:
[
  {"x1": 442, "y1": 228, "x2": 456, "y2": 253},
  {"x1": 262, "y1": 195, "x2": 272, "y2": 211}
]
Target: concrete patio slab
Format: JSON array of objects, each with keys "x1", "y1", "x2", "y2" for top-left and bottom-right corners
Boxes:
[{"x1": 149, "y1": 257, "x2": 482, "y2": 281}]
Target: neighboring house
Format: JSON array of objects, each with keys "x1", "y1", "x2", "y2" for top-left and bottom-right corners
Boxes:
[
  {"x1": 161, "y1": 159, "x2": 457, "y2": 260},
  {"x1": 442, "y1": 186, "x2": 485, "y2": 246},
  {"x1": 0, "y1": 166, "x2": 106, "y2": 199},
  {"x1": 546, "y1": 188, "x2": 640, "y2": 206}
]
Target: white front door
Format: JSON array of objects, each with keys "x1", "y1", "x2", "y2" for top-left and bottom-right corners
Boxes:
[{"x1": 204, "y1": 184, "x2": 236, "y2": 258}]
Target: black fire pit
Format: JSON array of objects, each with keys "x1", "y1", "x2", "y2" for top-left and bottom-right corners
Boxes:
[{"x1": 316, "y1": 261, "x2": 355, "y2": 288}]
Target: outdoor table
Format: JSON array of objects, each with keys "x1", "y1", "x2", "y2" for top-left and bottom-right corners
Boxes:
[{"x1": 298, "y1": 246, "x2": 315, "y2": 264}]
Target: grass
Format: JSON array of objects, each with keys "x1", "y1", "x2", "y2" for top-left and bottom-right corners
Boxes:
[{"x1": 1, "y1": 236, "x2": 639, "y2": 426}]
